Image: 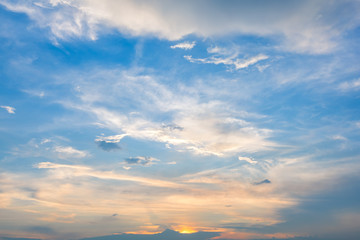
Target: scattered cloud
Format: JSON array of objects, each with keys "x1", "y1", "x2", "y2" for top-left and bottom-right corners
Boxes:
[
  {"x1": 238, "y1": 156, "x2": 257, "y2": 164},
  {"x1": 59, "y1": 68, "x2": 276, "y2": 156},
  {"x1": 124, "y1": 156, "x2": 159, "y2": 166},
  {"x1": 171, "y1": 41, "x2": 196, "y2": 50},
  {"x1": 184, "y1": 54, "x2": 268, "y2": 70},
  {"x1": 1, "y1": 105, "x2": 15, "y2": 114}
]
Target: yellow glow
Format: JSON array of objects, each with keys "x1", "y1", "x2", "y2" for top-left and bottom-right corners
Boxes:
[
  {"x1": 124, "y1": 231, "x2": 162, "y2": 235},
  {"x1": 174, "y1": 226, "x2": 198, "y2": 234}
]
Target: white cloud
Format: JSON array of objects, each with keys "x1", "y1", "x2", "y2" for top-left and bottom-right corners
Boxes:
[
  {"x1": 22, "y1": 89, "x2": 45, "y2": 98},
  {"x1": 256, "y1": 64, "x2": 270, "y2": 72},
  {"x1": 207, "y1": 46, "x2": 225, "y2": 54},
  {"x1": 238, "y1": 156, "x2": 257, "y2": 164},
  {"x1": 59, "y1": 68, "x2": 276, "y2": 156},
  {"x1": 266, "y1": 156, "x2": 360, "y2": 198},
  {"x1": 10, "y1": 138, "x2": 89, "y2": 160},
  {"x1": 1, "y1": 105, "x2": 15, "y2": 114},
  {"x1": 338, "y1": 78, "x2": 360, "y2": 91},
  {"x1": 170, "y1": 41, "x2": 196, "y2": 50},
  {"x1": 185, "y1": 54, "x2": 268, "y2": 70},
  {"x1": 1, "y1": 0, "x2": 359, "y2": 53},
  {"x1": 95, "y1": 134, "x2": 127, "y2": 143},
  {"x1": 53, "y1": 146, "x2": 89, "y2": 159},
  {"x1": 331, "y1": 135, "x2": 347, "y2": 141},
  {"x1": 36, "y1": 161, "x2": 181, "y2": 188}
]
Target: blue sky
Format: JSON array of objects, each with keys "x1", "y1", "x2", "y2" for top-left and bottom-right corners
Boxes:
[{"x1": 0, "y1": 0, "x2": 360, "y2": 239}]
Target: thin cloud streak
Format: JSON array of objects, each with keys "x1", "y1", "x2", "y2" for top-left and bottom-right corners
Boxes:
[
  {"x1": 36, "y1": 162, "x2": 183, "y2": 188},
  {"x1": 171, "y1": 41, "x2": 196, "y2": 50},
  {"x1": 184, "y1": 54, "x2": 268, "y2": 70},
  {"x1": 1, "y1": 105, "x2": 15, "y2": 114}
]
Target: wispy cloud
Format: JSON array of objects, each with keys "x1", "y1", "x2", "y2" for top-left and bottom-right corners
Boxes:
[
  {"x1": 95, "y1": 134, "x2": 127, "y2": 143},
  {"x1": 338, "y1": 78, "x2": 360, "y2": 91},
  {"x1": 59, "y1": 68, "x2": 276, "y2": 156},
  {"x1": 36, "y1": 162, "x2": 181, "y2": 188},
  {"x1": 171, "y1": 41, "x2": 196, "y2": 50},
  {"x1": 238, "y1": 156, "x2": 257, "y2": 164},
  {"x1": 53, "y1": 146, "x2": 89, "y2": 159},
  {"x1": 22, "y1": 89, "x2": 45, "y2": 98},
  {"x1": 124, "y1": 156, "x2": 160, "y2": 166},
  {"x1": 331, "y1": 135, "x2": 347, "y2": 141},
  {"x1": 10, "y1": 138, "x2": 89, "y2": 160},
  {"x1": 184, "y1": 54, "x2": 268, "y2": 70},
  {"x1": 254, "y1": 179, "x2": 271, "y2": 185},
  {"x1": 2, "y1": 0, "x2": 357, "y2": 53},
  {"x1": 1, "y1": 105, "x2": 15, "y2": 114}
]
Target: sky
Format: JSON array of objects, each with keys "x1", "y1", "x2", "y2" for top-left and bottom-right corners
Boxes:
[{"x1": 0, "y1": 0, "x2": 360, "y2": 239}]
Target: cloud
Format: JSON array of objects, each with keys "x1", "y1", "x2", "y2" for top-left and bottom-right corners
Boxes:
[
  {"x1": 53, "y1": 146, "x2": 89, "y2": 159},
  {"x1": 338, "y1": 78, "x2": 360, "y2": 91},
  {"x1": 95, "y1": 140, "x2": 121, "y2": 151},
  {"x1": 95, "y1": 134, "x2": 126, "y2": 151},
  {"x1": 58, "y1": 68, "x2": 276, "y2": 156},
  {"x1": 331, "y1": 135, "x2": 347, "y2": 141},
  {"x1": 1, "y1": 105, "x2": 15, "y2": 114},
  {"x1": 256, "y1": 64, "x2": 270, "y2": 72},
  {"x1": 96, "y1": 134, "x2": 127, "y2": 143},
  {"x1": 254, "y1": 179, "x2": 271, "y2": 185},
  {"x1": 22, "y1": 89, "x2": 45, "y2": 98},
  {"x1": 170, "y1": 41, "x2": 196, "y2": 50},
  {"x1": 184, "y1": 54, "x2": 268, "y2": 70},
  {"x1": 238, "y1": 156, "x2": 257, "y2": 164},
  {"x1": 2, "y1": 0, "x2": 358, "y2": 53},
  {"x1": 36, "y1": 162, "x2": 181, "y2": 188},
  {"x1": 124, "y1": 156, "x2": 159, "y2": 166},
  {"x1": 10, "y1": 138, "x2": 89, "y2": 160}
]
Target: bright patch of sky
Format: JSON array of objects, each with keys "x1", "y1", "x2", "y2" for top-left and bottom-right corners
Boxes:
[{"x1": 0, "y1": 1, "x2": 360, "y2": 239}]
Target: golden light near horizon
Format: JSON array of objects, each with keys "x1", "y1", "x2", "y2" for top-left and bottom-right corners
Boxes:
[{"x1": 173, "y1": 225, "x2": 198, "y2": 234}]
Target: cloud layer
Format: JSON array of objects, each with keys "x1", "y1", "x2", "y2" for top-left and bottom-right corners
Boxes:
[{"x1": 1, "y1": 0, "x2": 360, "y2": 53}]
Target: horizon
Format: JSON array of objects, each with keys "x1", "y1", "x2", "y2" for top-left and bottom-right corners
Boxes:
[{"x1": 0, "y1": 1, "x2": 360, "y2": 240}]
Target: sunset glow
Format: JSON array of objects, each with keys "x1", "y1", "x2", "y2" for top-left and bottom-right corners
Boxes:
[{"x1": 0, "y1": 1, "x2": 360, "y2": 240}]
